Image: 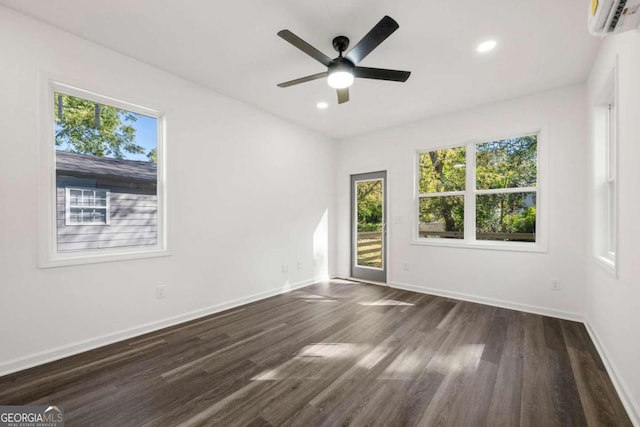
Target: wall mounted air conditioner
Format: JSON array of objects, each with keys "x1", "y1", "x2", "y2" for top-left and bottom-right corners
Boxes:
[{"x1": 588, "y1": 0, "x2": 640, "y2": 36}]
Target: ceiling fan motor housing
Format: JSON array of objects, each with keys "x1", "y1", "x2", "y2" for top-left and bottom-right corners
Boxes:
[
  {"x1": 329, "y1": 57, "x2": 354, "y2": 74},
  {"x1": 332, "y1": 36, "x2": 350, "y2": 54}
]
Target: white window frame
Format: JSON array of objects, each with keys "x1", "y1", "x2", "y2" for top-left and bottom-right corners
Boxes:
[
  {"x1": 65, "y1": 187, "x2": 111, "y2": 226},
  {"x1": 413, "y1": 130, "x2": 547, "y2": 253},
  {"x1": 606, "y1": 104, "x2": 617, "y2": 259},
  {"x1": 593, "y1": 64, "x2": 618, "y2": 276},
  {"x1": 38, "y1": 78, "x2": 169, "y2": 267}
]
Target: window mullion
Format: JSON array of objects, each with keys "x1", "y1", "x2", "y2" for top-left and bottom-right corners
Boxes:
[
  {"x1": 465, "y1": 142, "x2": 476, "y2": 242},
  {"x1": 418, "y1": 191, "x2": 465, "y2": 198},
  {"x1": 476, "y1": 186, "x2": 538, "y2": 195}
]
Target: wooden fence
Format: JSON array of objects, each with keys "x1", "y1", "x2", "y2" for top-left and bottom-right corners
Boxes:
[
  {"x1": 419, "y1": 231, "x2": 535, "y2": 242},
  {"x1": 357, "y1": 231, "x2": 382, "y2": 268}
]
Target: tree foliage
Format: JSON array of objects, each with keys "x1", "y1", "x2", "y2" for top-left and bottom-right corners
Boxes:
[
  {"x1": 356, "y1": 180, "x2": 383, "y2": 232},
  {"x1": 419, "y1": 147, "x2": 466, "y2": 233},
  {"x1": 419, "y1": 135, "x2": 537, "y2": 239},
  {"x1": 476, "y1": 136, "x2": 537, "y2": 190},
  {"x1": 147, "y1": 147, "x2": 157, "y2": 164},
  {"x1": 54, "y1": 93, "x2": 144, "y2": 159}
]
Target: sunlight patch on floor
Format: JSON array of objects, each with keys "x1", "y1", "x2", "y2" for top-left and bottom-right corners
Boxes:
[
  {"x1": 251, "y1": 343, "x2": 369, "y2": 381},
  {"x1": 356, "y1": 344, "x2": 392, "y2": 369},
  {"x1": 297, "y1": 343, "x2": 367, "y2": 359},
  {"x1": 379, "y1": 350, "x2": 426, "y2": 379},
  {"x1": 358, "y1": 299, "x2": 414, "y2": 307},
  {"x1": 428, "y1": 344, "x2": 485, "y2": 374},
  {"x1": 295, "y1": 293, "x2": 338, "y2": 303}
]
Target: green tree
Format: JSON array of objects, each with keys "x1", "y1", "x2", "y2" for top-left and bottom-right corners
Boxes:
[
  {"x1": 54, "y1": 93, "x2": 144, "y2": 159},
  {"x1": 419, "y1": 147, "x2": 466, "y2": 234},
  {"x1": 475, "y1": 136, "x2": 537, "y2": 237},
  {"x1": 357, "y1": 180, "x2": 383, "y2": 232},
  {"x1": 147, "y1": 147, "x2": 157, "y2": 164}
]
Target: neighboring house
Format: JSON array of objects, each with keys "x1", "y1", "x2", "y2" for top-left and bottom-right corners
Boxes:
[{"x1": 56, "y1": 151, "x2": 157, "y2": 252}]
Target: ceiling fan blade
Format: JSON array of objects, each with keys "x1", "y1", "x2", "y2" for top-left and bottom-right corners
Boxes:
[
  {"x1": 277, "y1": 30, "x2": 333, "y2": 67},
  {"x1": 277, "y1": 72, "x2": 328, "y2": 88},
  {"x1": 345, "y1": 16, "x2": 399, "y2": 65},
  {"x1": 353, "y1": 67, "x2": 411, "y2": 82},
  {"x1": 337, "y1": 88, "x2": 349, "y2": 104}
]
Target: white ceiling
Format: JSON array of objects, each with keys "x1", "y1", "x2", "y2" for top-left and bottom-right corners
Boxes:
[{"x1": 1, "y1": 0, "x2": 600, "y2": 139}]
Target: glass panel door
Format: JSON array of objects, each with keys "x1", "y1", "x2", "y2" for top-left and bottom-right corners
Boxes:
[{"x1": 351, "y1": 171, "x2": 386, "y2": 282}]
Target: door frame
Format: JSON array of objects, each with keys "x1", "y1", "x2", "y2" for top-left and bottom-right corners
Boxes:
[{"x1": 350, "y1": 170, "x2": 387, "y2": 283}]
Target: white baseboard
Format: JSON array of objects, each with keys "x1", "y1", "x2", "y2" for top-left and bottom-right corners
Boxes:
[
  {"x1": 388, "y1": 281, "x2": 584, "y2": 322},
  {"x1": 0, "y1": 276, "x2": 322, "y2": 377},
  {"x1": 584, "y1": 320, "x2": 640, "y2": 426}
]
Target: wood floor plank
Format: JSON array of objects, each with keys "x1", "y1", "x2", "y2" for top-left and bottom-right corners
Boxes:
[
  {"x1": 0, "y1": 280, "x2": 631, "y2": 426},
  {"x1": 485, "y1": 310, "x2": 525, "y2": 427},
  {"x1": 520, "y1": 313, "x2": 557, "y2": 426}
]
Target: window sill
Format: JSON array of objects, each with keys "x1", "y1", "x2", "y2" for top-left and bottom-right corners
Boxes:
[
  {"x1": 411, "y1": 238, "x2": 547, "y2": 253},
  {"x1": 594, "y1": 255, "x2": 617, "y2": 278},
  {"x1": 39, "y1": 247, "x2": 170, "y2": 268}
]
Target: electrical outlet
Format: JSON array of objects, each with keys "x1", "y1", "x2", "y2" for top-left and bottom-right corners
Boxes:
[
  {"x1": 403, "y1": 262, "x2": 410, "y2": 271},
  {"x1": 297, "y1": 261, "x2": 303, "y2": 270},
  {"x1": 282, "y1": 264, "x2": 289, "y2": 273},
  {"x1": 156, "y1": 285, "x2": 167, "y2": 299},
  {"x1": 551, "y1": 279, "x2": 561, "y2": 291}
]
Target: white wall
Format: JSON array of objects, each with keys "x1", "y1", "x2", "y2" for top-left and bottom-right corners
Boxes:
[
  {"x1": 336, "y1": 85, "x2": 589, "y2": 319},
  {"x1": 0, "y1": 7, "x2": 337, "y2": 374},
  {"x1": 586, "y1": 30, "x2": 640, "y2": 424}
]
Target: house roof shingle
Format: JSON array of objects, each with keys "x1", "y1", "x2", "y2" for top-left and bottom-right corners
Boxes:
[{"x1": 56, "y1": 151, "x2": 157, "y2": 183}]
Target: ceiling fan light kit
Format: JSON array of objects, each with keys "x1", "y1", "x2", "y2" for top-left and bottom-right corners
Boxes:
[
  {"x1": 277, "y1": 15, "x2": 411, "y2": 104},
  {"x1": 327, "y1": 71, "x2": 354, "y2": 89}
]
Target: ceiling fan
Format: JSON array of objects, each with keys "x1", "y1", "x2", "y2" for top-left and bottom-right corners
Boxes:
[{"x1": 276, "y1": 15, "x2": 411, "y2": 104}]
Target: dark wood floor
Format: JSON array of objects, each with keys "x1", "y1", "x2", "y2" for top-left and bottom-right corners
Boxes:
[{"x1": 0, "y1": 280, "x2": 631, "y2": 426}]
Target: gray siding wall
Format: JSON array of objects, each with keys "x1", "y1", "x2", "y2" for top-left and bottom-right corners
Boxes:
[{"x1": 56, "y1": 175, "x2": 157, "y2": 252}]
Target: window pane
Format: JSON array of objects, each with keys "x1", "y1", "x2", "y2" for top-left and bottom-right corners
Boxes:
[
  {"x1": 84, "y1": 191, "x2": 95, "y2": 206},
  {"x1": 356, "y1": 179, "x2": 383, "y2": 268},
  {"x1": 419, "y1": 196, "x2": 464, "y2": 239},
  {"x1": 608, "y1": 180, "x2": 616, "y2": 254},
  {"x1": 69, "y1": 207, "x2": 107, "y2": 224},
  {"x1": 419, "y1": 147, "x2": 466, "y2": 193},
  {"x1": 55, "y1": 91, "x2": 158, "y2": 253},
  {"x1": 476, "y1": 192, "x2": 536, "y2": 242},
  {"x1": 607, "y1": 105, "x2": 615, "y2": 180},
  {"x1": 476, "y1": 135, "x2": 537, "y2": 190}
]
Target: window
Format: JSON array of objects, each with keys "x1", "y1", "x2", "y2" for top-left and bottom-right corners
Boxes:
[
  {"x1": 417, "y1": 133, "x2": 540, "y2": 249},
  {"x1": 594, "y1": 67, "x2": 617, "y2": 273},
  {"x1": 605, "y1": 104, "x2": 617, "y2": 259},
  {"x1": 39, "y1": 80, "x2": 167, "y2": 266},
  {"x1": 418, "y1": 146, "x2": 466, "y2": 239},
  {"x1": 65, "y1": 188, "x2": 110, "y2": 225}
]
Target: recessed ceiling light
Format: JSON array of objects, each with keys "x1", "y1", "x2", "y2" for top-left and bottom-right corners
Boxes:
[
  {"x1": 316, "y1": 101, "x2": 329, "y2": 109},
  {"x1": 477, "y1": 40, "x2": 497, "y2": 53}
]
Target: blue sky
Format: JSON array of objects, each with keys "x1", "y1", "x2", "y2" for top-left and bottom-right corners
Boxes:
[{"x1": 126, "y1": 114, "x2": 157, "y2": 161}]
